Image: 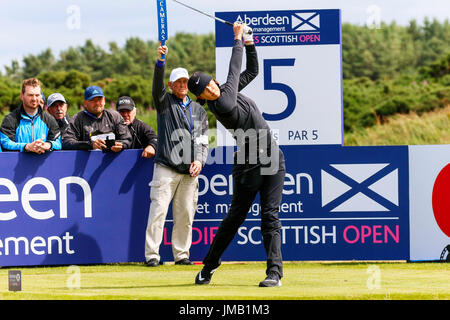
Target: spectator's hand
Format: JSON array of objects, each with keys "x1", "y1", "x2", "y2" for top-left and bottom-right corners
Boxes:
[
  {"x1": 40, "y1": 140, "x2": 52, "y2": 152},
  {"x1": 157, "y1": 44, "x2": 168, "y2": 61},
  {"x1": 233, "y1": 22, "x2": 244, "y2": 41},
  {"x1": 189, "y1": 160, "x2": 202, "y2": 177},
  {"x1": 111, "y1": 141, "x2": 123, "y2": 152},
  {"x1": 92, "y1": 138, "x2": 106, "y2": 150},
  {"x1": 141, "y1": 145, "x2": 156, "y2": 158},
  {"x1": 25, "y1": 139, "x2": 47, "y2": 154}
]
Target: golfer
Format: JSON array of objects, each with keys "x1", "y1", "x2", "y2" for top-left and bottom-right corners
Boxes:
[{"x1": 188, "y1": 23, "x2": 286, "y2": 287}]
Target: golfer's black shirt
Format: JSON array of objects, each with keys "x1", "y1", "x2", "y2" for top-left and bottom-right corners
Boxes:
[{"x1": 207, "y1": 40, "x2": 276, "y2": 164}]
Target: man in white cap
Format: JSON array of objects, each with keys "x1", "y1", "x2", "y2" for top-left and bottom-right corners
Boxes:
[
  {"x1": 144, "y1": 44, "x2": 209, "y2": 267},
  {"x1": 47, "y1": 93, "x2": 70, "y2": 134}
]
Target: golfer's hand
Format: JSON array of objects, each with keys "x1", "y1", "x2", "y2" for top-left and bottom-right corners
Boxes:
[
  {"x1": 233, "y1": 22, "x2": 244, "y2": 40},
  {"x1": 92, "y1": 138, "x2": 106, "y2": 150},
  {"x1": 189, "y1": 160, "x2": 202, "y2": 177},
  {"x1": 141, "y1": 145, "x2": 156, "y2": 158},
  {"x1": 111, "y1": 141, "x2": 123, "y2": 153},
  {"x1": 243, "y1": 24, "x2": 254, "y2": 45},
  {"x1": 158, "y1": 44, "x2": 168, "y2": 61}
]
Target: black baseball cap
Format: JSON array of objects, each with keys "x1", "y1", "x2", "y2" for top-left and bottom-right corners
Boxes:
[
  {"x1": 188, "y1": 71, "x2": 213, "y2": 97},
  {"x1": 116, "y1": 96, "x2": 135, "y2": 111}
]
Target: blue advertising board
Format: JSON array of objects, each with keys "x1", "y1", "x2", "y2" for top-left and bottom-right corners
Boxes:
[
  {"x1": 215, "y1": 10, "x2": 341, "y2": 47},
  {"x1": 0, "y1": 150, "x2": 154, "y2": 266},
  {"x1": 158, "y1": 145, "x2": 410, "y2": 262},
  {"x1": 0, "y1": 146, "x2": 410, "y2": 267}
]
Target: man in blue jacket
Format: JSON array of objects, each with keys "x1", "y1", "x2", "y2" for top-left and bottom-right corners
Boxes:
[{"x1": 0, "y1": 78, "x2": 62, "y2": 153}]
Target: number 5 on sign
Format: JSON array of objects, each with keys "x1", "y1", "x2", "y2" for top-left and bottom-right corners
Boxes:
[{"x1": 263, "y1": 59, "x2": 296, "y2": 121}]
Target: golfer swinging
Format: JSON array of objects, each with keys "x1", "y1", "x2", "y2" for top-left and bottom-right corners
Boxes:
[{"x1": 188, "y1": 23, "x2": 286, "y2": 287}]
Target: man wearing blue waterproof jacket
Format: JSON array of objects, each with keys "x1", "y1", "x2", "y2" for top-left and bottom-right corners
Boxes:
[{"x1": 0, "y1": 78, "x2": 62, "y2": 153}]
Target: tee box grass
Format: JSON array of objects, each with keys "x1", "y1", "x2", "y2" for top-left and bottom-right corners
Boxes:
[{"x1": 0, "y1": 261, "x2": 449, "y2": 300}]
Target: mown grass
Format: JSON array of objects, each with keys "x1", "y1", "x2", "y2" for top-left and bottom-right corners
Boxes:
[
  {"x1": 0, "y1": 262, "x2": 448, "y2": 300},
  {"x1": 345, "y1": 105, "x2": 450, "y2": 146}
]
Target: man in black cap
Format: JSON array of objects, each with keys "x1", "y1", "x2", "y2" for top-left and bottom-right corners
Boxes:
[
  {"x1": 116, "y1": 96, "x2": 157, "y2": 158},
  {"x1": 188, "y1": 23, "x2": 285, "y2": 287}
]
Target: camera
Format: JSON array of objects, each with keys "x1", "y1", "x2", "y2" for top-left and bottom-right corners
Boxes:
[{"x1": 103, "y1": 137, "x2": 116, "y2": 152}]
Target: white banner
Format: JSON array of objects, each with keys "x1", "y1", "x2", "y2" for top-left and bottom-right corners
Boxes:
[
  {"x1": 409, "y1": 145, "x2": 450, "y2": 261},
  {"x1": 215, "y1": 10, "x2": 343, "y2": 146}
]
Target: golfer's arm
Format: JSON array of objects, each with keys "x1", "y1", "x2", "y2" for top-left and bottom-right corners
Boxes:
[
  {"x1": 217, "y1": 39, "x2": 244, "y2": 113},
  {"x1": 238, "y1": 44, "x2": 258, "y2": 91}
]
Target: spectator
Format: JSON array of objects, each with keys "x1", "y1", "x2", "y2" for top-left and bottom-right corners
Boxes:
[
  {"x1": 47, "y1": 93, "x2": 70, "y2": 134},
  {"x1": 144, "y1": 43, "x2": 209, "y2": 267},
  {"x1": 0, "y1": 78, "x2": 62, "y2": 153},
  {"x1": 40, "y1": 92, "x2": 46, "y2": 109},
  {"x1": 116, "y1": 96, "x2": 158, "y2": 158},
  {"x1": 62, "y1": 86, "x2": 132, "y2": 151}
]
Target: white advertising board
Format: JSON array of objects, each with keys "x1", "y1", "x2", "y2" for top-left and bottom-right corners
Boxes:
[
  {"x1": 409, "y1": 145, "x2": 450, "y2": 261},
  {"x1": 215, "y1": 10, "x2": 343, "y2": 146}
]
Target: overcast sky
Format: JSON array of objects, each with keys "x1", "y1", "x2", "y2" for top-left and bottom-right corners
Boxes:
[{"x1": 1, "y1": 0, "x2": 449, "y2": 71}]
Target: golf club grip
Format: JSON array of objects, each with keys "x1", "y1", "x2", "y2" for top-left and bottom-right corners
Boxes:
[{"x1": 224, "y1": 20, "x2": 253, "y2": 35}]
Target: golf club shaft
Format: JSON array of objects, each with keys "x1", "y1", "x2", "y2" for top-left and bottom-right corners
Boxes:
[{"x1": 171, "y1": 0, "x2": 233, "y2": 27}]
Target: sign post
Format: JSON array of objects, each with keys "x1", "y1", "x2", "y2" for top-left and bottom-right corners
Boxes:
[{"x1": 156, "y1": 0, "x2": 168, "y2": 59}]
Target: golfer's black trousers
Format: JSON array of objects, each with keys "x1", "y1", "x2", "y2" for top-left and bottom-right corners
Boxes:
[{"x1": 203, "y1": 151, "x2": 286, "y2": 278}]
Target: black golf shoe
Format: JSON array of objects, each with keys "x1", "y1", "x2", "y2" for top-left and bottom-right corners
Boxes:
[
  {"x1": 175, "y1": 258, "x2": 194, "y2": 265},
  {"x1": 195, "y1": 267, "x2": 218, "y2": 285},
  {"x1": 259, "y1": 272, "x2": 282, "y2": 287},
  {"x1": 145, "y1": 258, "x2": 159, "y2": 267}
]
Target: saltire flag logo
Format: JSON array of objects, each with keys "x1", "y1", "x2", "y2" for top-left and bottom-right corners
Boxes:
[
  {"x1": 292, "y1": 12, "x2": 320, "y2": 31},
  {"x1": 321, "y1": 163, "x2": 399, "y2": 212}
]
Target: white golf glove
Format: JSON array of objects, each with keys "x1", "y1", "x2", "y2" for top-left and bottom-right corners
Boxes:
[{"x1": 243, "y1": 25, "x2": 253, "y2": 43}]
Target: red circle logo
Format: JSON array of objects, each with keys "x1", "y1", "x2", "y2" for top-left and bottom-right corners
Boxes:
[{"x1": 432, "y1": 163, "x2": 450, "y2": 237}]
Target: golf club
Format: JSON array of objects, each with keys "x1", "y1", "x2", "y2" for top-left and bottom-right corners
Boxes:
[{"x1": 171, "y1": 0, "x2": 252, "y2": 34}]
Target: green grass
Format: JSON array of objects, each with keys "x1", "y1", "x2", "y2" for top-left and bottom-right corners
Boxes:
[
  {"x1": 1, "y1": 262, "x2": 449, "y2": 300},
  {"x1": 345, "y1": 105, "x2": 450, "y2": 146}
]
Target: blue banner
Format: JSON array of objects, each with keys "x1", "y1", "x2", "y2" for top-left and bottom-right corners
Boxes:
[
  {"x1": 215, "y1": 9, "x2": 341, "y2": 47},
  {"x1": 0, "y1": 146, "x2": 410, "y2": 267},
  {"x1": 0, "y1": 150, "x2": 153, "y2": 266},
  {"x1": 161, "y1": 145, "x2": 410, "y2": 262}
]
